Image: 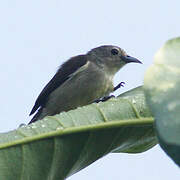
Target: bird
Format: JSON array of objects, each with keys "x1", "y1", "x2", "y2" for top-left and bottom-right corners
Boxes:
[{"x1": 29, "y1": 45, "x2": 142, "y2": 124}]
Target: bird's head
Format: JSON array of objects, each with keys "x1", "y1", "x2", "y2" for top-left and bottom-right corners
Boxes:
[{"x1": 87, "y1": 45, "x2": 142, "y2": 75}]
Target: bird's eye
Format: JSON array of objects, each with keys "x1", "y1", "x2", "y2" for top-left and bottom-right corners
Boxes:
[{"x1": 111, "y1": 48, "x2": 119, "y2": 55}]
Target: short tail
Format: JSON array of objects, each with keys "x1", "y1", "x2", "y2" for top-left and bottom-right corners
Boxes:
[{"x1": 28, "y1": 108, "x2": 43, "y2": 124}]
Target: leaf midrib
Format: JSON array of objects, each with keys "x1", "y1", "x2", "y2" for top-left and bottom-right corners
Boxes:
[{"x1": 0, "y1": 118, "x2": 154, "y2": 150}]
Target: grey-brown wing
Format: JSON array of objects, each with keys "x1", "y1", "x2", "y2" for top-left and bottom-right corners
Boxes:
[{"x1": 29, "y1": 55, "x2": 88, "y2": 116}]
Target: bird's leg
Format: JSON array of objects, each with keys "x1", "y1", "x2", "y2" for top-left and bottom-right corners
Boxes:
[
  {"x1": 94, "y1": 82, "x2": 125, "y2": 103},
  {"x1": 114, "y1": 81, "x2": 125, "y2": 91}
]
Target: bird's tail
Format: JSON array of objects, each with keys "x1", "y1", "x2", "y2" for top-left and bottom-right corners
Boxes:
[{"x1": 28, "y1": 108, "x2": 43, "y2": 124}]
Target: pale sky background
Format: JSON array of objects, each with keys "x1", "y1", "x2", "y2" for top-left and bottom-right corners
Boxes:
[{"x1": 0, "y1": 0, "x2": 180, "y2": 180}]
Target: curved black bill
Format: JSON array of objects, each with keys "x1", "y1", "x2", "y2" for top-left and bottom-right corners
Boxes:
[{"x1": 121, "y1": 55, "x2": 142, "y2": 64}]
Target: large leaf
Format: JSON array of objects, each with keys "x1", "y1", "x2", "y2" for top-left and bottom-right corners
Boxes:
[
  {"x1": 144, "y1": 37, "x2": 180, "y2": 166},
  {"x1": 0, "y1": 86, "x2": 156, "y2": 180}
]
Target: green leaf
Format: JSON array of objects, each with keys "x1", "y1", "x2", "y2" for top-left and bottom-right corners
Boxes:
[
  {"x1": 144, "y1": 37, "x2": 180, "y2": 166},
  {"x1": 0, "y1": 86, "x2": 156, "y2": 180}
]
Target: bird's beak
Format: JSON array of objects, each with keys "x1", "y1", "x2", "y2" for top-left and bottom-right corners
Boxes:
[{"x1": 121, "y1": 55, "x2": 142, "y2": 64}]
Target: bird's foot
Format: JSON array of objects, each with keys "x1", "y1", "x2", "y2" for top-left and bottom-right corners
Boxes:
[
  {"x1": 114, "y1": 82, "x2": 125, "y2": 91},
  {"x1": 94, "y1": 95, "x2": 115, "y2": 103}
]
